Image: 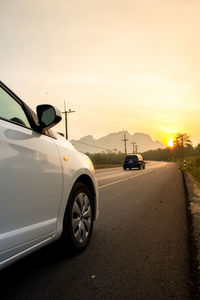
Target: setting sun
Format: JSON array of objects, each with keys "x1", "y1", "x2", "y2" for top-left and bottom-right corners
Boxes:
[
  {"x1": 168, "y1": 140, "x2": 174, "y2": 148},
  {"x1": 162, "y1": 131, "x2": 177, "y2": 148}
]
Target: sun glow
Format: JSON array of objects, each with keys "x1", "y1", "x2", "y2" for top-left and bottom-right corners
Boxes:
[{"x1": 168, "y1": 140, "x2": 174, "y2": 148}]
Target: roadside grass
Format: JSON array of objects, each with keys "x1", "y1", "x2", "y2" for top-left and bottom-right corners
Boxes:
[
  {"x1": 88, "y1": 153, "x2": 150, "y2": 170},
  {"x1": 94, "y1": 164, "x2": 122, "y2": 169},
  {"x1": 180, "y1": 156, "x2": 200, "y2": 183},
  {"x1": 94, "y1": 161, "x2": 150, "y2": 169}
]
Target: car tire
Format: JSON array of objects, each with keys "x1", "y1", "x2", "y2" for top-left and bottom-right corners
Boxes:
[
  {"x1": 60, "y1": 182, "x2": 94, "y2": 254},
  {"x1": 123, "y1": 167, "x2": 126, "y2": 170},
  {"x1": 138, "y1": 165, "x2": 141, "y2": 170}
]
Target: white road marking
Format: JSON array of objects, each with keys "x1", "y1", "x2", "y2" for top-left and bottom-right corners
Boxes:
[{"x1": 99, "y1": 169, "x2": 154, "y2": 189}]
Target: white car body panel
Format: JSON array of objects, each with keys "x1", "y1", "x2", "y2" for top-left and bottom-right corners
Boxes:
[
  {"x1": 53, "y1": 133, "x2": 99, "y2": 237},
  {"x1": 0, "y1": 82, "x2": 99, "y2": 270},
  {"x1": 0, "y1": 119, "x2": 63, "y2": 265},
  {"x1": 0, "y1": 219, "x2": 56, "y2": 261},
  {"x1": 0, "y1": 111, "x2": 98, "y2": 270}
]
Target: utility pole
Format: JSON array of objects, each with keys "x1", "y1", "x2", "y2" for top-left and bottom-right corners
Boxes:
[
  {"x1": 130, "y1": 141, "x2": 136, "y2": 154},
  {"x1": 121, "y1": 133, "x2": 128, "y2": 155},
  {"x1": 135, "y1": 144, "x2": 138, "y2": 154},
  {"x1": 62, "y1": 101, "x2": 75, "y2": 140}
]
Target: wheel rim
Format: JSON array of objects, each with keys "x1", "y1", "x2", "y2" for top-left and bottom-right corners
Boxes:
[{"x1": 72, "y1": 192, "x2": 92, "y2": 244}]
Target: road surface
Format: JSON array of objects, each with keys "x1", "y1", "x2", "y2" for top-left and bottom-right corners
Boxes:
[{"x1": 1, "y1": 161, "x2": 192, "y2": 299}]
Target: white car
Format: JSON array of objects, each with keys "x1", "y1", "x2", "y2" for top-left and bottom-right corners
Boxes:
[{"x1": 0, "y1": 81, "x2": 99, "y2": 270}]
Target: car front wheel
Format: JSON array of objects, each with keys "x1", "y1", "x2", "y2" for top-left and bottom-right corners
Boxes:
[{"x1": 61, "y1": 182, "x2": 94, "y2": 254}]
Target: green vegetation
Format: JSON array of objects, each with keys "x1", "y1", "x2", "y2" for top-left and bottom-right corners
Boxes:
[
  {"x1": 85, "y1": 133, "x2": 200, "y2": 181},
  {"x1": 143, "y1": 133, "x2": 200, "y2": 161},
  {"x1": 180, "y1": 156, "x2": 200, "y2": 183},
  {"x1": 142, "y1": 148, "x2": 172, "y2": 161},
  {"x1": 142, "y1": 133, "x2": 200, "y2": 183},
  {"x1": 94, "y1": 164, "x2": 122, "y2": 169},
  {"x1": 86, "y1": 152, "x2": 125, "y2": 169}
]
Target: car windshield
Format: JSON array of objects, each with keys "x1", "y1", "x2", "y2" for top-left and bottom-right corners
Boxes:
[{"x1": 126, "y1": 155, "x2": 138, "y2": 161}]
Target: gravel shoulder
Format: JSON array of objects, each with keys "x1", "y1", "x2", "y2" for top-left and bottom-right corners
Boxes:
[{"x1": 183, "y1": 171, "x2": 200, "y2": 296}]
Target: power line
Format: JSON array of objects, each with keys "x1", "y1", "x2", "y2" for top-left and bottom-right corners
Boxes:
[
  {"x1": 72, "y1": 140, "x2": 121, "y2": 152},
  {"x1": 72, "y1": 139, "x2": 149, "y2": 154},
  {"x1": 72, "y1": 140, "x2": 109, "y2": 151}
]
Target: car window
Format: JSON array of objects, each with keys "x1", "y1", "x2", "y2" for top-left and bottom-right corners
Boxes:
[
  {"x1": 0, "y1": 86, "x2": 31, "y2": 128},
  {"x1": 126, "y1": 155, "x2": 137, "y2": 160}
]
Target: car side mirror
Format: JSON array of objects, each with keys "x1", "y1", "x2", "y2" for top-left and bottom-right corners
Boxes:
[{"x1": 36, "y1": 104, "x2": 62, "y2": 131}]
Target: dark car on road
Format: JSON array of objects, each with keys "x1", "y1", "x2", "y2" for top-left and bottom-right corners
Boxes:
[{"x1": 123, "y1": 154, "x2": 145, "y2": 170}]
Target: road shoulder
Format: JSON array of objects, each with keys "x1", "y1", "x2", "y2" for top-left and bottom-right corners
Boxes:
[{"x1": 183, "y1": 170, "x2": 200, "y2": 296}]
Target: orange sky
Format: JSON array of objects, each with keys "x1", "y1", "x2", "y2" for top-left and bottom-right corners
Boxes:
[{"x1": 1, "y1": 0, "x2": 200, "y2": 146}]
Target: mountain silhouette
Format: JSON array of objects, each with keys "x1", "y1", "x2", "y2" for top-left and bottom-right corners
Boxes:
[{"x1": 71, "y1": 131, "x2": 164, "y2": 154}]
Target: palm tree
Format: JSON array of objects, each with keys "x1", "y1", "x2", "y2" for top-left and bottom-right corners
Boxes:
[
  {"x1": 174, "y1": 133, "x2": 192, "y2": 159},
  {"x1": 174, "y1": 133, "x2": 191, "y2": 147}
]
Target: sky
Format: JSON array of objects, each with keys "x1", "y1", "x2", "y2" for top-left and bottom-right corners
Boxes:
[{"x1": 1, "y1": 0, "x2": 200, "y2": 146}]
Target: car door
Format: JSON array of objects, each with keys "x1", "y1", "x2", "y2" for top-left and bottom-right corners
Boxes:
[{"x1": 0, "y1": 84, "x2": 62, "y2": 262}]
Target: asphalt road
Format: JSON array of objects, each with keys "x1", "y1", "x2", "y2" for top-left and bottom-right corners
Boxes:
[{"x1": 1, "y1": 161, "x2": 192, "y2": 299}]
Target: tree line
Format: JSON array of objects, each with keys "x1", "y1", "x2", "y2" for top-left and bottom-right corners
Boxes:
[
  {"x1": 86, "y1": 134, "x2": 200, "y2": 164},
  {"x1": 143, "y1": 133, "x2": 200, "y2": 161},
  {"x1": 86, "y1": 151, "x2": 125, "y2": 165}
]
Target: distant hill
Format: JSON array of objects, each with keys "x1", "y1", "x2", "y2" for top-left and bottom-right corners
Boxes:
[{"x1": 70, "y1": 131, "x2": 164, "y2": 154}]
